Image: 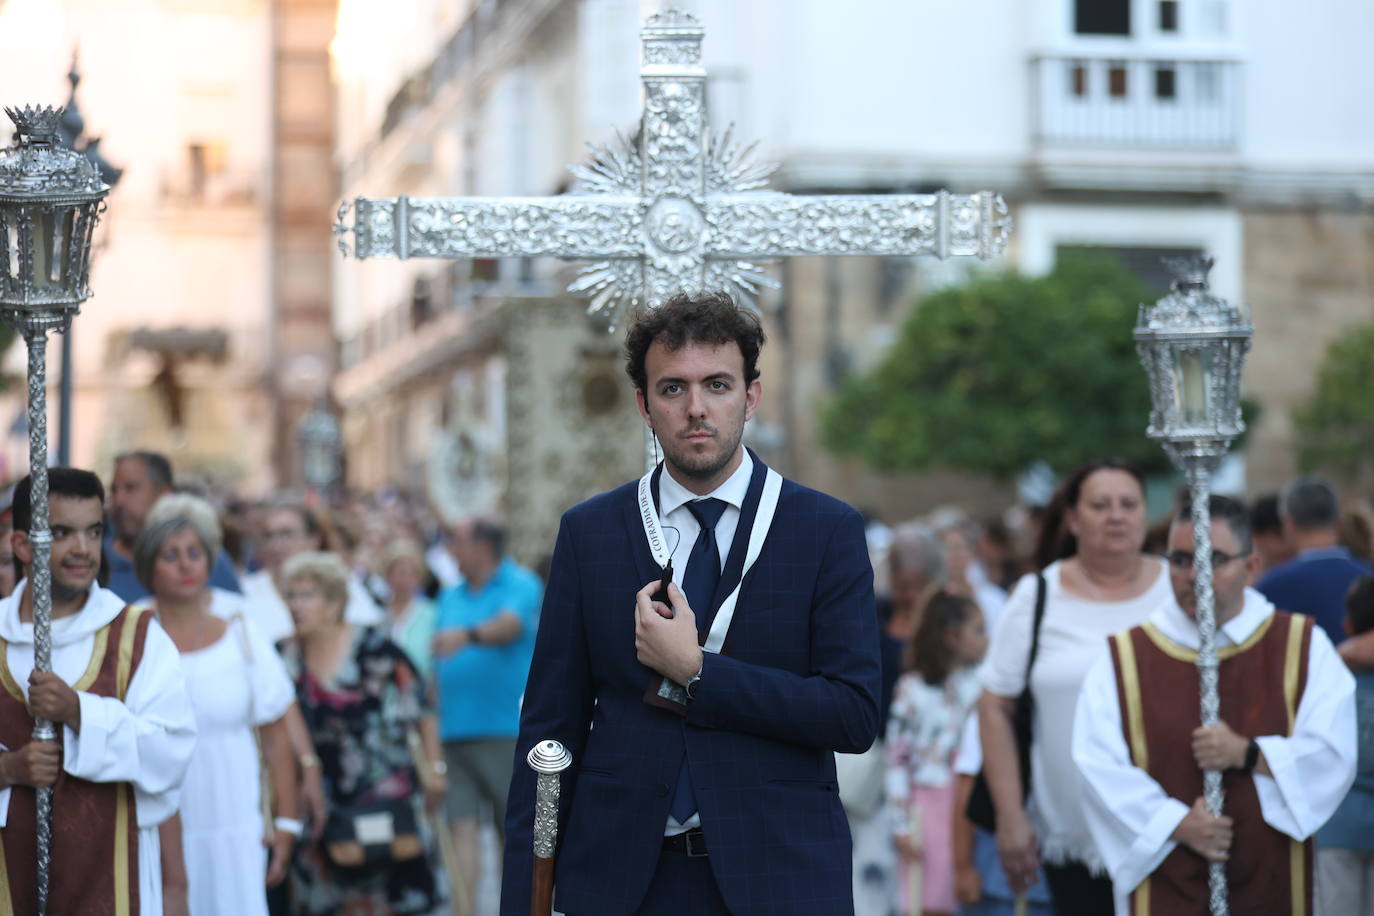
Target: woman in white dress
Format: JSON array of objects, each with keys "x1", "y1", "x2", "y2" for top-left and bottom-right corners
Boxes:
[
  {"x1": 978, "y1": 459, "x2": 1170, "y2": 915},
  {"x1": 138, "y1": 493, "x2": 300, "y2": 916}
]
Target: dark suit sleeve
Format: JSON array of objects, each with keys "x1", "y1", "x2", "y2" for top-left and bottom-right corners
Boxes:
[
  {"x1": 501, "y1": 516, "x2": 596, "y2": 915},
  {"x1": 684, "y1": 506, "x2": 881, "y2": 754}
]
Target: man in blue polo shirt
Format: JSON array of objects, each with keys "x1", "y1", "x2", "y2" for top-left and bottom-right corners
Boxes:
[
  {"x1": 433, "y1": 517, "x2": 541, "y2": 915},
  {"x1": 1256, "y1": 476, "x2": 1370, "y2": 646}
]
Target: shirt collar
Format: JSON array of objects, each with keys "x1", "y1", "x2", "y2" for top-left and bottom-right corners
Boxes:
[
  {"x1": 1151, "y1": 586, "x2": 1276, "y2": 650},
  {"x1": 0, "y1": 579, "x2": 128, "y2": 646},
  {"x1": 461, "y1": 557, "x2": 510, "y2": 596},
  {"x1": 658, "y1": 449, "x2": 753, "y2": 519},
  {"x1": 1294, "y1": 545, "x2": 1355, "y2": 562}
]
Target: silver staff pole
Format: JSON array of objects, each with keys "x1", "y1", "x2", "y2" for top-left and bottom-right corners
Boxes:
[
  {"x1": 26, "y1": 332, "x2": 57, "y2": 916},
  {"x1": 527, "y1": 740, "x2": 572, "y2": 916}
]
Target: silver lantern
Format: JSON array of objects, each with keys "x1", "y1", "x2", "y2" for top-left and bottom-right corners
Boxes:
[
  {"x1": 0, "y1": 104, "x2": 109, "y2": 915},
  {"x1": 298, "y1": 405, "x2": 342, "y2": 493},
  {"x1": 1134, "y1": 255, "x2": 1252, "y2": 916}
]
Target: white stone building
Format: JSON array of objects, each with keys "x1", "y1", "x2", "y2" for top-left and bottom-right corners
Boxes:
[
  {"x1": 0, "y1": 0, "x2": 338, "y2": 493},
  {"x1": 332, "y1": 0, "x2": 1374, "y2": 525}
]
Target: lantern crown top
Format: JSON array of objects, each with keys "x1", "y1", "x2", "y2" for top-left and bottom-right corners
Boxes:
[
  {"x1": 1137, "y1": 254, "x2": 1249, "y2": 334},
  {"x1": 0, "y1": 103, "x2": 107, "y2": 199},
  {"x1": 1164, "y1": 254, "x2": 1215, "y2": 292},
  {"x1": 5, "y1": 105, "x2": 64, "y2": 146}
]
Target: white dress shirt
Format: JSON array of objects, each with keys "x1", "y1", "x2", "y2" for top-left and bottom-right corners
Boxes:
[
  {"x1": 657, "y1": 449, "x2": 754, "y2": 588},
  {"x1": 656, "y1": 449, "x2": 753, "y2": 834},
  {"x1": 1072, "y1": 588, "x2": 1358, "y2": 916}
]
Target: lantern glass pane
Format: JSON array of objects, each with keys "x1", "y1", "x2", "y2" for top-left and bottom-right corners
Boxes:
[
  {"x1": 58, "y1": 208, "x2": 77, "y2": 288},
  {"x1": 2, "y1": 211, "x2": 14, "y2": 283},
  {"x1": 31, "y1": 208, "x2": 56, "y2": 291},
  {"x1": 1172, "y1": 348, "x2": 1213, "y2": 425}
]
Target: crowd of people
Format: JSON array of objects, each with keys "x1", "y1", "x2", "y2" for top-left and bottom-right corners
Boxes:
[
  {"x1": 0, "y1": 451, "x2": 543, "y2": 915},
  {"x1": 849, "y1": 467, "x2": 1374, "y2": 916},
  {"x1": 0, "y1": 444, "x2": 1368, "y2": 916},
  {"x1": 0, "y1": 326, "x2": 1368, "y2": 915},
  {"x1": 0, "y1": 447, "x2": 1368, "y2": 915}
]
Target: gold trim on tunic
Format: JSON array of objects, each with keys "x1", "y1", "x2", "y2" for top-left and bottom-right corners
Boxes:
[
  {"x1": 114, "y1": 783, "x2": 130, "y2": 916},
  {"x1": 1282, "y1": 613, "x2": 1305, "y2": 735},
  {"x1": 0, "y1": 623, "x2": 111, "y2": 702},
  {"x1": 1139, "y1": 613, "x2": 1274, "y2": 664},
  {"x1": 1113, "y1": 631, "x2": 1149, "y2": 770},
  {"x1": 112, "y1": 607, "x2": 146, "y2": 916},
  {"x1": 115, "y1": 606, "x2": 147, "y2": 701}
]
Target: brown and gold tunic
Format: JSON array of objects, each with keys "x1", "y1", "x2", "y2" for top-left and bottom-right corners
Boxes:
[
  {"x1": 1108, "y1": 611, "x2": 1313, "y2": 916},
  {"x1": 0, "y1": 604, "x2": 152, "y2": 916}
]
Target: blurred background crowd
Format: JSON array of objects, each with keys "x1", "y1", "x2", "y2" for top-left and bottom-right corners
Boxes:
[{"x1": 2, "y1": 446, "x2": 1370, "y2": 915}]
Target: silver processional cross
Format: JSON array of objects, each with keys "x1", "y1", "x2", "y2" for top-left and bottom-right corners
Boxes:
[{"x1": 334, "y1": 9, "x2": 1011, "y2": 463}]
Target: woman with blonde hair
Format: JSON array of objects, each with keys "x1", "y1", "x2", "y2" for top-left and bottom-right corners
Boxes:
[
  {"x1": 137, "y1": 493, "x2": 299, "y2": 915},
  {"x1": 279, "y1": 551, "x2": 446, "y2": 915},
  {"x1": 381, "y1": 540, "x2": 438, "y2": 681}
]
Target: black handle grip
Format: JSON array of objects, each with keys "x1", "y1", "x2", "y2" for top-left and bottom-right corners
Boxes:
[{"x1": 651, "y1": 559, "x2": 674, "y2": 606}]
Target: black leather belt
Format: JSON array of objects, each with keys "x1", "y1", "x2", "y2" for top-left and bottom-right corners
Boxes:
[{"x1": 661, "y1": 828, "x2": 708, "y2": 857}]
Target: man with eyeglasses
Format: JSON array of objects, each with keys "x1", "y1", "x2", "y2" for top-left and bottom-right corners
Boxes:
[{"x1": 1072, "y1": 494, "x2": 1357, "y2": 915}]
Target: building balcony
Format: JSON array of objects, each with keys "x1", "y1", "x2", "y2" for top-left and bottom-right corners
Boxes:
[{"x1": 1032, "y1": 55, "x2": 1241, "y2": 150}]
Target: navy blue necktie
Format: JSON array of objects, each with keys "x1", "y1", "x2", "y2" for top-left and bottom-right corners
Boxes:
[{"x1": 669, "y1": 497, "x2": 727, "y2": 823}]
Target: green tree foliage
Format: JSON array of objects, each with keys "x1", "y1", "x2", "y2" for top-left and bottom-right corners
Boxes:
[
  {"x1": 821, "y1": 253, "x2": 1174, "y2": 478},
  {"x1": 1293, "y1": 321, "x2": 1374, "y2": 478}
]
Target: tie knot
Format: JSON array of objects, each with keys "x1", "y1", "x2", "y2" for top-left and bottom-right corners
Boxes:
[{"x1": 687, "y1": 498, "x2": 728, "y2": 531}]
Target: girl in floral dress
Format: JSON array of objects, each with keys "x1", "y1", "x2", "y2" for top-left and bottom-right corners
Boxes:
[{"x1": 886, "y1": 590, "x2": 989, "y2": 916}]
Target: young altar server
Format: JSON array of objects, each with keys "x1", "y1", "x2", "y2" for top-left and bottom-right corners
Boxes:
[
  {"x1": 0, "y1": 468, "x2": 197, "y2": 914},
  {"x1": 501, "y1": 291, "x2": 882, "y2": 916},
  {"x1": 1072, "y1": 495, "x2": 1356, "y2": 915}
]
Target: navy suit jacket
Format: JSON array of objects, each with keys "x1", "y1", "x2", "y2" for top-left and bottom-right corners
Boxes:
[{"x1": 501, "y1": 454, "x2": 881, "y2": 916}]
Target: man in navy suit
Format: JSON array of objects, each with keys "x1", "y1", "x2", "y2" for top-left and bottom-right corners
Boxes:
[{"x1": 501, "y1": 291, "x2": 881, "y2": 915}]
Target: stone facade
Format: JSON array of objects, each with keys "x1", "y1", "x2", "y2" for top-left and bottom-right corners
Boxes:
[
  {"x1": 335, "y1": 296, "x2": 642, "y2": 568},
  {"x1": 271, "y1": 0, "x2": 343, "y2": 488},
  {"x1": 1242, "y1": 209, "x2": 1374, "y2": 492}
]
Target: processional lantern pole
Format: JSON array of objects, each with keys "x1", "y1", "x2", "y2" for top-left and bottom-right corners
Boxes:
[
  {"x1": 0, "y1": 104, "x2": 109, "y2": 914},
  {"x1": 1134, "y1": 255, "x2": 1252, "y2": 916}
]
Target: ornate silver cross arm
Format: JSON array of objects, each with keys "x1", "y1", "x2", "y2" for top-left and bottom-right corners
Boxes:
[
  {"x1": 707, "y1": 192, "x2": 1010, "y2": 260},
  {"x1": 334, "y1": 9, "x2": 1012, "y2": 330},
  {"x1": 341, "y1": 196, "x2": 642, "y2": 260}
]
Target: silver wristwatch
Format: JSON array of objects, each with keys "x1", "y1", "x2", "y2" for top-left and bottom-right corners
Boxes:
[{"x1": 685, "y1": 666, "x2": 704, "y2": 700}]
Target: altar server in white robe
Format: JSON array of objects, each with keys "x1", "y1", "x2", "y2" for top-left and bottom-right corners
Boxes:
[
  {"x1": 0, "y1": 468, "x2": 197, "y2": 916},
  {"x1": 1073, "y1": 494, "x2": 1356, "y2": 916}
]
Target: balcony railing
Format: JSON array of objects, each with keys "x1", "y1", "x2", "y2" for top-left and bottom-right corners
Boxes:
[{"x1": 1032, "y1": 56, "x2": 1241, "y2": 150}]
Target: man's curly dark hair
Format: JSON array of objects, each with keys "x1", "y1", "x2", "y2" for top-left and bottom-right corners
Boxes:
[{"x1": 623, "y1": 291, "x2": 766, "y2": 393}]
